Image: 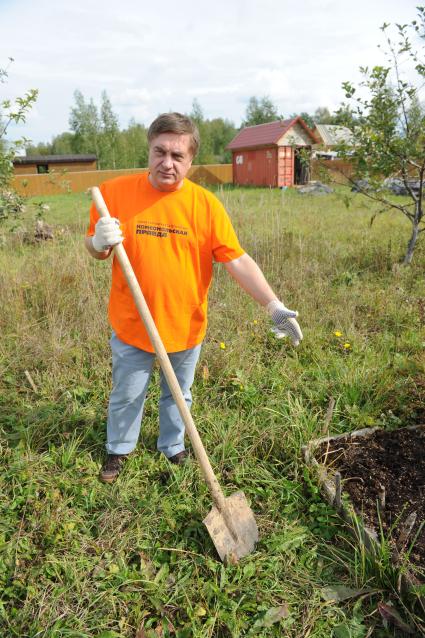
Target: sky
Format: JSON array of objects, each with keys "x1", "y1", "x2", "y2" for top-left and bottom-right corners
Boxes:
[{"x1": 0, "y1": 0, "x2": 421, "y2": 144}]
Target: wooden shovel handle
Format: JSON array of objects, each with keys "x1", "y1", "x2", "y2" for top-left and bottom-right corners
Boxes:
[{"x1": 91, "y1": 187, "x2": 228, "y2": 512}]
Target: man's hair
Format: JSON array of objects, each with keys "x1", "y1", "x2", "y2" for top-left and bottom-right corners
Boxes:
[{"x1": 147, "y1": 112, "x2": 200, "y2": 157}]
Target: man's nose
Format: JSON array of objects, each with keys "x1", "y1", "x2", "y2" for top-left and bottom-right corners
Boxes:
[{"x1": 162, "y1": 154, "x2": 173, "y2": 168}]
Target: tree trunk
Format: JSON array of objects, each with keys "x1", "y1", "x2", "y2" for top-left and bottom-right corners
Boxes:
[{"x1": 403, "y1": 220, "x2": 419, "y2": 265}]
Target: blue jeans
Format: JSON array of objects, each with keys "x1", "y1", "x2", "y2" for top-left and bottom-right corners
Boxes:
[{"x1": 106, "y1": 333, "x2": 202, "y2": 458}]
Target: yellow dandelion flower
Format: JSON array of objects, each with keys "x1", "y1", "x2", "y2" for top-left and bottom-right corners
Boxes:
[
  {"x1": 343, "y1": 342, "x2": 351, "y2": 349},
  {"x1": 253, "y1": 320, "x2": 258, "y2": 325},
  {"x1": 334, "y1": 331, "x2": 343, "y2": 337},
  {"x1": 220, "y1": 342, "x2": 226, "y2": 350}
]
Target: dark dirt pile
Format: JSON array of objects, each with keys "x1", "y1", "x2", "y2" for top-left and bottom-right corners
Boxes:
[{"x1": 317, "y1": 426, "x2": 425, "y2": 572}]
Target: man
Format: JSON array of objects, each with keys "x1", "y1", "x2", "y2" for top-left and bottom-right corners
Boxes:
[{"x1": 85, "y1": 112, "x2": 302, "y2": 483}]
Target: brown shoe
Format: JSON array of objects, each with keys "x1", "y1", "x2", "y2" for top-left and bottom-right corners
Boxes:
[
  {"x1": 168, "y1": 450, "x2": 189, "y2": 465},
  {"x1": 99, "y1": 454, "x2": 128, "y2": 483}
]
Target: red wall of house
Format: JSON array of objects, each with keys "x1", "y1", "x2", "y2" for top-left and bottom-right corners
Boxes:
[
  {"x1": 232, "y1": 147, "x2": 278, "y2": 186},
  {"x1": 232, "y1": 146, "x2": 297, "y2": 187}
]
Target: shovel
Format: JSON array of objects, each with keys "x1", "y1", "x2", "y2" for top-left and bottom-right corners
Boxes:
[{"x1": 91, "y1": 187, "x2": 258, "y2": 562}]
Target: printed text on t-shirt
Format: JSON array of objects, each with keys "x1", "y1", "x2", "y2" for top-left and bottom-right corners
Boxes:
[{"x1": 136, "y1": 221, "x2": 189, "y2": 239}]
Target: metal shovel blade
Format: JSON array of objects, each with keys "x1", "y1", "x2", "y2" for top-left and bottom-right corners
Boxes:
[{"x1": 203, "y1": 491, "x2": 259, "y2": 562}]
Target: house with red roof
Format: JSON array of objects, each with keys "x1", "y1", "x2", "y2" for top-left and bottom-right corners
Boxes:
[{"x1": 227, "y1": 117, "x2": 319, "y2": 187}]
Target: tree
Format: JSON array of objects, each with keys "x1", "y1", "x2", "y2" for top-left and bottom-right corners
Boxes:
[
  {"x1": 100, "y1": 90, "x2": 120, "y2": 169},
  {"x1": 69, "y1": 90, "x2": 101, "y2": 163},
  {"x1": 310, "y1": 105, "x2": 361, "y2": 127},
  {"x1": 189, "y1": 100, "x2": 238, "y2": 163},
  {"x1": 51, "y1": 132, "x2": 74, "y2": 155},
  {"x1": 189, "y1": 99, "x2": 214, "y2": 164},
  {"x1": 243, "y1": 96, "x2": 281, "y2": 127},
  {"x1": 289, "y1": 111, "x2": 315, "y2": 128},
  {"x1": 24, "y1": 93, "x2": 237, "y2": 172},
  {"x1": 313, "y1": 107, "x2": 334, "y2": 124},
  {"x1": 0, "y1": 58, "x2": 38, "y2": 218},
  {"x1": 208, "y1": 117, "x2": 237, "y2": 163},
  {"x1": 26, "y1": 132, "x2": 75, "y2": 156},
  {"x1": 337, "y1": 7, "x2": 425, "y2": 264},
  {"x1": 119, "y1": 118, "x2": 148, "y2": 168}
]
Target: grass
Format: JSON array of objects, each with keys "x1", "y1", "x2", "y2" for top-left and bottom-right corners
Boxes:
[{"x1": 1, "y1": 185, "x2": 425, "y2": 637}]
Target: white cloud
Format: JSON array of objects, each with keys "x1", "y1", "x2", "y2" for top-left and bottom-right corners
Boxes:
[{"x1": 1, "y1": 0, "x2": 421, "y2": 142}]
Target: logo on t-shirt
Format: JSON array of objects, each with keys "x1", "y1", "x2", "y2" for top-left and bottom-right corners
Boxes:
[{"x1": 136, "y1": 221, "x2": 188, "y2": 239}]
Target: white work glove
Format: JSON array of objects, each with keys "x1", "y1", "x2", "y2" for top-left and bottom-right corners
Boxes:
[
  {"x1": 266, "y1": 299, "x2": 303, "y2": 346},
  {"x1": 92, "y1": 217, "x2": 123, "y2": 253}
]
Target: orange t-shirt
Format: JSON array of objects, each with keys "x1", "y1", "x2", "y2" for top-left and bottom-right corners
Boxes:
[{"x1": 87, "y1": 173, "x2": 244, "y2": 352}]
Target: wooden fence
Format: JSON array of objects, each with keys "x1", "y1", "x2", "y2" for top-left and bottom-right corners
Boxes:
[
  {"x1": 11, "y1": 159, "x2": 356, "y2": 197},
  {"x1": 11, "y1": 164, "x2": 234, "y2": 197},
  {"x1": 311, "y1": 159, "x2": 354, "y2": 184}
]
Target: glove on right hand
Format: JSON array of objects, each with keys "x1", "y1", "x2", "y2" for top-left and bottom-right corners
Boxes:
[
  {"x1": 266, "y1": 299, "x2": 303, "y2": 346},
  {"x1": 92, "y1": 217, "x2": 123, "y2": 253}
]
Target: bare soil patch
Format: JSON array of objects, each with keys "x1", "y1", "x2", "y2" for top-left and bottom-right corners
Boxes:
[{"x1": 317, "y1": 425, "x2": 425, "y2": 571}]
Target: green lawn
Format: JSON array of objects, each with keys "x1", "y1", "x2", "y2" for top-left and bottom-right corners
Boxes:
[{"x1": 0, "y1": 186, "x2": 424, "y2": 637}]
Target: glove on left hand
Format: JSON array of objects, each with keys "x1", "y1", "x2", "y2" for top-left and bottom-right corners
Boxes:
[{"x1": 266, "y1": 299, "x2": 303, "y2": 346}]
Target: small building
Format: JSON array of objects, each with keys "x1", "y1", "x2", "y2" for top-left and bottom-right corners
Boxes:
[
  {"x1": 226, "y1": 117, "x2": 319, "y2": 187},
  {"x1": 13, "y1": 154, "x2": 97, "y2": 175},
  {"x1": 312, "y1": 124, "x2": 353, "y2": 158}
]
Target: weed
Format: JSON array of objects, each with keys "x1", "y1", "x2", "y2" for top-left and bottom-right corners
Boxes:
[{"x1": 1, "y1": 187, "x2": 424, "y2": 635}]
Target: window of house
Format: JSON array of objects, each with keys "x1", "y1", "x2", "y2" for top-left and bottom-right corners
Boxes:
[{"x1": 37, "y1": 164, "x2": 49, "y2": 174}]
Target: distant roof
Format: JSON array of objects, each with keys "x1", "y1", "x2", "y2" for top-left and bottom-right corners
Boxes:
[
  {"x1": 227, "y1": 117, "x2": 318, "y2": 150},
  {"x1": 13, "y1": 154, "x2": 97, "y2": 165},
  {"x1": 313, "y1": 124, "x2": 353, "y2": 146}
]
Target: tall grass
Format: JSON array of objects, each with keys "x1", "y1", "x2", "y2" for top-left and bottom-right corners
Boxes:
[{"x1": 0, "y1": 186, "x2": 424, "y2": 636}]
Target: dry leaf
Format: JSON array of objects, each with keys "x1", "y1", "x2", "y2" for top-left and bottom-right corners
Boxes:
[
  {"x1": 321, "y1": 585, "x2": 376, "y2": 602},
  {"x1": 377, "y1": 602, "x2": 415, "y2": 634},
  {"x1": 252, "y1": 604, "x2": 289, "y2": 630}
]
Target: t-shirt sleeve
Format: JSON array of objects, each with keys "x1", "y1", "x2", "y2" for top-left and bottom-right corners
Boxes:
[{"x1": 211, "y1": 197, "x2": 245, "y2": 263}]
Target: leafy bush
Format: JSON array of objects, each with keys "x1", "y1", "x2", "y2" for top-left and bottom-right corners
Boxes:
[
  {"x1": 0, "y1": 57, "x2": 37, "y2": 222},
  {"x1": 0, "y1": 188, "x2": 25, "y2": 221}
]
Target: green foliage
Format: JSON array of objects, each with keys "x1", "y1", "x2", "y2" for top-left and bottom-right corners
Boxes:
[
  {"x1": 119, "y1": 118, "x2": 149, "y2": 169},
  {"x1": 297, "y1": 111, "x2": 315, "y2": 128},
  {"x1": 243, "y1": 96, "x2": 281, "y2": 126},
  {"x1": 1, "y1": 187, "x2": 425, "y2": 636},
  {"x1": 0, "y1": 188, "x2": 25, "y2": 222},
  {"x1": 189, "y1": 99, "x2": 237, "y2": 164},
  {"x1": 314, "y1": 106, "x2": 334, "y2": 124},
  {"x1": 28, "y1": 93, "x2": 236, "y2": 169},
  {"x1": 65, "y1": 90, "x2": 149, "y2": 170},
  {"x1": 190, "y1": 99, "x2": 215, "y2": 164},
  {"x1": 0, "y1": 57, "x2": 37, "y2": 218},
  {"x1": 337, "y1": 7, "x2": 425, "y2": 264},
  {"x1": 99, "y1": 90, "x2": 120, "y2": 169},
  {"x1": 27, "y1": 131, "x2": 75, "y2": 156},
  {"x1": 69, "y1": 89, "x2": 102, "y2": 162}
]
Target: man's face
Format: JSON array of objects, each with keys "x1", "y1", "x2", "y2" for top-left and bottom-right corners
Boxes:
[{"x1": 148, "y1": 133, "x2": 194, "y2": 191}]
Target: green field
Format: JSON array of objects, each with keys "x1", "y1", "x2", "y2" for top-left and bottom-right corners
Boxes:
[{"x1": 1, "y1": 186, "x2": 424, "y2": 637}]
